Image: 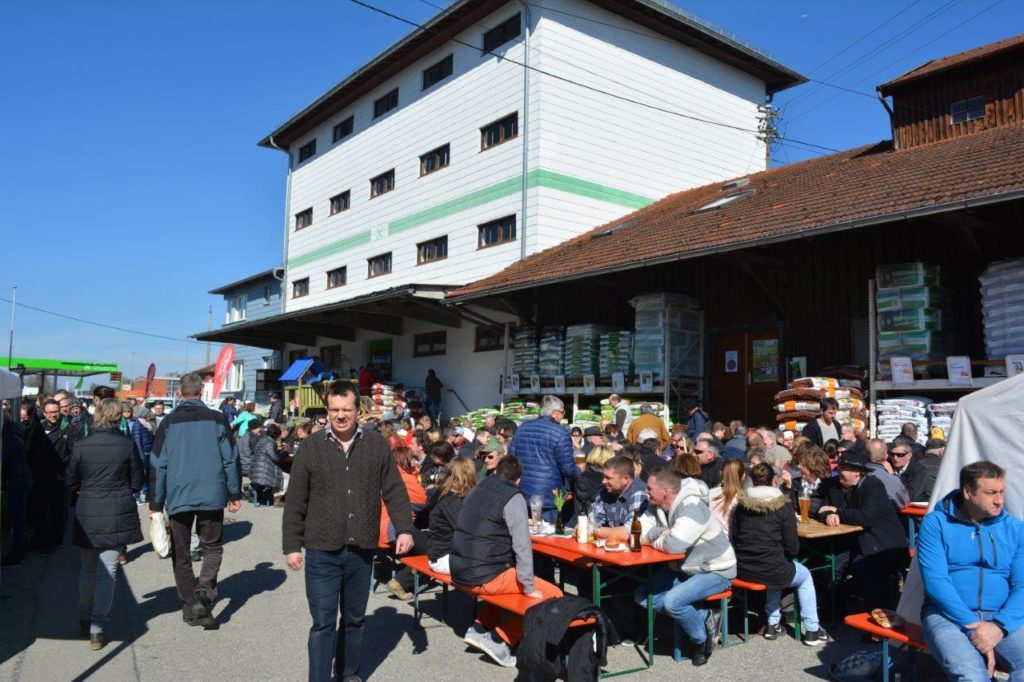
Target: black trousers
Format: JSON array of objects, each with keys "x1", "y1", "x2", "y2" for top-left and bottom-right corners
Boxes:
[{"x1": 169, "y1": 509, "x2": 224, "y2": 616}]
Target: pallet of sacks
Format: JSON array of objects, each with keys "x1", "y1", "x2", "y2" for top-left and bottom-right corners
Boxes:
[
  {"x1": 774, "y1": 378, "x2": 867, "y2": 436},
  {"x1": 875, "y1": 397, "x2": 930, "y2": 444}
]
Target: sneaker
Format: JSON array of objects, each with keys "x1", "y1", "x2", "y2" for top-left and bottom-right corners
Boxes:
[
  {"x1": 90, "y1": 632, "x2": 106, "y2": 651},
  {"x1": 803, "y1": 627, "x2": 832, "y2": 647},
  {"x1": 192, "y1": 592, "x2": 214, "y2": 629},
  {"x1": 463, "y1": 623, "x2": 517, "y2": 668},
  {"x1": 386, "y1": 578, "x2": 413, "y2": 601},
  {"x1": 763, "y1": 622, "x2": 784, "y2": 640}
]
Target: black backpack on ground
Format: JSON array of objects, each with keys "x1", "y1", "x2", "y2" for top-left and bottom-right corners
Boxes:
[{"x1": 517, "y1": 595, "x2": 614, "y2": 682}]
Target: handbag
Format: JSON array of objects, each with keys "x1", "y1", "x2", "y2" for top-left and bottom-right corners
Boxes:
[{"x1": 149, "y1": 511, "x2": 171, "y2": 558}]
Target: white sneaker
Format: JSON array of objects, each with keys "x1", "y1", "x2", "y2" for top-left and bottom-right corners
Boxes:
[{"x1": 463, "y1": 624, "x2": 517, "y2": 668}]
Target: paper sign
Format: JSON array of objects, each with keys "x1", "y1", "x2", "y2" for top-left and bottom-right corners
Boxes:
[
  {"x1": 509, "y1": 375, "x2": 520, "y2": 394},
  {"x1": 1007, "y1": 355, "x2": 1024, "y2": 378},
  {"x1": 639, "y1": 371, "x2": 654, "y2": 392},
  {"x1": 890, "y1": 357, "x2": 914, "y2": 386},
  {"x1": 611, "y1": 372, "x2": 625, "y2": 393},
  {"x1": 725, "y1": 350, "x2": 739, "y2": 373},
  {"x1": 529, "y1": 375, "x2": 541, "y2": 393},
  {"x1": 946, "y1": 356, "x2": 973, "y2": 387},
  {"x1": 583, "y1": 375, "x2": 596, "y2": 395},
  {"x1": 554, "y1": 375, "x2": 565, "y2": 392}
]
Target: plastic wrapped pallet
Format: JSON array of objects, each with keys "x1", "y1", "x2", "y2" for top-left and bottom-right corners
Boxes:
[
  {"x1": 564, "y1": 324, "x2": 609, "y2": 376},
  {"x1": 599, "y1": 330, "x2": 633, "y2": 376},
  {"x1": 538, "y1": 326, "x2": 566, "y2": 376},
  {"x1": 877, "y1": 309, "x2": 943, "y2": 333},
  {"x1": 630, "y1": 292, "x2": 701, "y2": 381},
  {"x1": 876, "y1": 263, "x2": 941, "y2": 289},
  {"x1": 876, "y1": 397, "x2": 930, "y2": 445},
  {"x1": 512, "y1": 325, "x2": 537, "y2": 375},
  {"x1": 875, "y1": 285, "x2": 946, "y2": 312},
  {"x1": 980, "y1": 259, "x2": 1024, "y2": 358}
]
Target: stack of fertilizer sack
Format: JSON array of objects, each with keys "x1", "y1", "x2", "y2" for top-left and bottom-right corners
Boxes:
[
  {"x1": 876, "y1": 263, "x2": 947, "y2": 378},
  {"x1": 774, "y1": 377, "x2": 867, "y2": 435},
  {"x1": 563, "y1": 324, "x2": 609, "y2": 376},
  {"x1": 512, "y1": 325, "x2": 538, "y2": 376},
  {"x1": 876, "y1": 397, "x2": 930, "y2": 444},
  {"x1": 458, "y1": 400, "x2": 541, "y2": 426},
  {"x1": 927, "y1": 401, "x2": 957, "y2": 440},
  {"x1": 599, "y1": 329, "x2": 633, "y2": 376},
  {"x1": 572, "y1": 409, "x2": 601, "y2": 430},
  {"x1": 980, "y1": 259, "x2": 1024, "y2": 359},
  {"x1": 538, "y1": 326, "x2": 566, "y2": 376},
  {"x1": 366, "y1": 382, "x2": 400, "y2": 419}
]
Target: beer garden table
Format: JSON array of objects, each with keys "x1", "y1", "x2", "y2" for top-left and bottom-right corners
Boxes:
[
  {"x1": 530, "y1": 533, "x2": 685, "y2": 677},
  {"x1": 797, "y1": 518, "x2": 863, "y2": 621}
]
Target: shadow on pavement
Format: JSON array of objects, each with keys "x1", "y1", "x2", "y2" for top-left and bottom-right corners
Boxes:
[
  {"x1": 361, "y1": 605, "x2": 428, "y2": 679},
  {"x1": 222, "y1": 519, "x2": 252, "y2": 544},
  {"x1": 215, "y1": 561, "x2": 286, "y2": 624}
]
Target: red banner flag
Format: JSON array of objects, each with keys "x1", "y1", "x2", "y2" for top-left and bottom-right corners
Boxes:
[
  {"x1": 144, "y1": 363, "x2": 156, "y2": 398},
  {"x1": 211, "y1": 345, "x2": 235, "y2": 402}
]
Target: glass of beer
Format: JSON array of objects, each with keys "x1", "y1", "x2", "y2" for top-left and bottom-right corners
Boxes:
[{"x1": 799, "y1": 492, "x2": 811, "y2": 523}]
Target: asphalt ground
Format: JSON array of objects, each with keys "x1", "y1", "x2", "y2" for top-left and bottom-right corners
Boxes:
[{"x1": 0, "y1": 503, "x2": 946, "y2": 681}]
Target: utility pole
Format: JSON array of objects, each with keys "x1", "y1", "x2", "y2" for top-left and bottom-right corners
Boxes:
[
  {"x1": 757, "y1": 104, "x2": 781, "y2": 168},
  {"x1": 7, "y1": 284, "x2": 15, "y2": 369},
  {"x1": 205, "y1": 305, "x2": 212, "y2": 366}
]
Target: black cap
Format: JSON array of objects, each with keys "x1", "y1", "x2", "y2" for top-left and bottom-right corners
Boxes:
[
  {"x1": 836, "y1": 448, "x2": 872, "y2": 471},
  {"x1": 583, "y1": 426, "x2": 603, "y2": 437}
]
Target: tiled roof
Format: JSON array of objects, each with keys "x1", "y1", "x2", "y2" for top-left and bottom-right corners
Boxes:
[
  {"x1": 449, "y1": 122, "x2": 1024, "y2": 301},
  {"x1": 879, "y1": 33, "x2": 1024, "y2": 94}
]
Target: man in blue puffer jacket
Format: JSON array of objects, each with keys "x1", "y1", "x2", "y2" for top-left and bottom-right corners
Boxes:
[
  {"x1": 507, "y1": 395, "x2": 577, "y2": 519},
  {"x1": 919, "y1": 461, "x2": 1024, "y2": 680}
]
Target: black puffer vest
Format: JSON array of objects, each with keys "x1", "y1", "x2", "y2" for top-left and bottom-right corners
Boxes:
[{"x1": 450, "y1": 476, "x2": 522, "y2": 587}]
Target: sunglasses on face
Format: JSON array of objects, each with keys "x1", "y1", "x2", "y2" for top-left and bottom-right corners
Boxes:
[
  {"x1": 891, "y1": 450, "x2": 910, "y2": 457},
  {"x1": 694, "y1": 449, "x2": 707, "y2": 455}
]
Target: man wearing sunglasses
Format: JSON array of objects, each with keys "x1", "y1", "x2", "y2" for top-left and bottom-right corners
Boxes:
[
  {"x1": 889, "y1": 437, "x2": 928, "y2": 502},
  {"x1": 694, "y1": 439, "x2": 724, "y2": 489}
]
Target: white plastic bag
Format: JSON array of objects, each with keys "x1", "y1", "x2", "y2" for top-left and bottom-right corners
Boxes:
[{"x1": 149, "y1": 512, "x2": 171, "y2": 558}]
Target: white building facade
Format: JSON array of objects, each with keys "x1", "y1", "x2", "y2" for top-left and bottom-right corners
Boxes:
[{"x1": 230, "y1": 0, "x2": 802, "y2": 416}]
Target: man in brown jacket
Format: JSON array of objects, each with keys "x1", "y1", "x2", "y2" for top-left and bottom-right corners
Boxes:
[{"x1": 283, "y1": 381, "x2": 413, "y2": 682}]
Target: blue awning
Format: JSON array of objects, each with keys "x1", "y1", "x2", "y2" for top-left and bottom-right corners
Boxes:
[{"x1": 279, "y1": 357, "x2": 327, "y2": 383}]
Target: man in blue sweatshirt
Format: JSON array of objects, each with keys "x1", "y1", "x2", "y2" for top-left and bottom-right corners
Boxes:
[{"x1": 919, "y1": 461, "x2": 1024, "y2": 680}]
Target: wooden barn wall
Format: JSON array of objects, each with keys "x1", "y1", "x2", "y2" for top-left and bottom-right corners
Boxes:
[
  {"x1": 891, "y1": 51, "x2": 1024, "y2": 149},
  {"x1": 511, "y1": 199, "x2": 1023, "y2": 377}
]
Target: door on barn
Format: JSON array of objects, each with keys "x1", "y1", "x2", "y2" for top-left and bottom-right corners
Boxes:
[{"x1": 709, "y1": 331, "x2": 781, "y2": 427}]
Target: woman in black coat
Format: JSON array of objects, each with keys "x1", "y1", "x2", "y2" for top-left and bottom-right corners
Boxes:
[
  {"x1": 249, "y1": 423, "x2": 285, "y2": 507},
  {"x1": 427, "y1": 457, "x2": 477, "y2": 574},
  {"x1": 65, "y1": 398, "x2": 143, "y2": 651},
  {"x1": 732, "y1": 463, "x2": 828, "y2": 644}
]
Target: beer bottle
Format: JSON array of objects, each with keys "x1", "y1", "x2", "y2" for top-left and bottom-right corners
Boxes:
[{"x1": 629, "y1": 509, "x2": 643, "y2": 552}]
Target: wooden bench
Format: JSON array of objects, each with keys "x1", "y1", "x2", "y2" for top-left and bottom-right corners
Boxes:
[
  {"x1": 844, "y1": 612, "x2": 926, "y2": 682},
  {"x1": 671, "y1": 589, "x2": 733, "y2": 662}
]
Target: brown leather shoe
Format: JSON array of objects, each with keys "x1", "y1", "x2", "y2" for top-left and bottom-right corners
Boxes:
[{"x1": 90, "y1": 632, "x2": 106, "y2": 651}]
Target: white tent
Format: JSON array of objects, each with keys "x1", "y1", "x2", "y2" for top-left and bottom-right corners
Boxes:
[
  {"x1": 0, "y1": 367, "x2": 20, "y2": 400},
  {"x1": 898, "y1": 372, "x2": 1024, "y2": 622}
]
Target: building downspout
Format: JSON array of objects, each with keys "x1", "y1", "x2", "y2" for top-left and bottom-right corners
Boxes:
[
  {"x1": 266, "y1": 135, "x2": 293, "y2": 313},
  {"x1": 876, "y1": 88, "x2": 898, "y2": 150},
  {"x1": 518, "y1": 2, "x2": 531, "y2": 261}
]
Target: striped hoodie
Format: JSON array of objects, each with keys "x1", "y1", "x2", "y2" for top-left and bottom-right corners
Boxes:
[{"x1": 641, "y1": 477, "x2": 737, "y2": 579}]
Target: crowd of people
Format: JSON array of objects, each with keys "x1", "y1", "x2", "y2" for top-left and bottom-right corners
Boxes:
[{"x1": 3, "y1": 379, "x2": 1022, "y2": 682}]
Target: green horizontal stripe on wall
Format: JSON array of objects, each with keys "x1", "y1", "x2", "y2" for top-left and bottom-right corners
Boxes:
[
  {"x1": 288, "y1": 230, "x2": 371, "y2": 268},
  {"x1": 287, "y1": 169, "x2": 653, "y2": 268}
]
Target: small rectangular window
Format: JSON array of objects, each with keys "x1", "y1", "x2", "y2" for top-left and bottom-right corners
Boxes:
[
  {"x1": 295, "y1": 208, "x2": 313, "y2": 230},
  {"x1": 368, "y1": 252, "x2": 392, "y2": 278},
  {"x1": 326, "y1": 266, "x2": 347, "y2": 289},
  {"x1": 422, "y1": 54, "x2": 454, "y2": 90},
  {"x1": 332, "y1": 116, "x2": 354, "y2": 143},
  {"x1": 480, "y1": 112, "x2": 518, "y2": 150},
  {"x1": 417, "y1": 236, "x2": 448, "y2": 265},
  {"x1": 478, "y1": 215, "x2": 516, "y2": 249},
  {"x1": 413, "y1": 331, "x2": 447, "y2": 357},
  {"x1": 292, "y1": 278, "x2": 309, "y2": 298},
  {"x1": 329, "y1": 191, "x2": 351, "y2": 215},
  {"x1": 483, "y1": 13, "x2": 521, "y2": 53},
  {"x1": 951, "y1": 95, "x2": 985, "y2": 124},
  {"x1": 419, "y1": 144, "x2": 450, "y2": 176},
  {"x1": 370, "y1": 169, "x2": 395, "y2": 198},
  {"x1": 373, "y1": 89, "x2": 399, "y2": 119},
  {"x1": 297, "y1": 139, "x2": 317, "y2": 162},
  {"x1": 474, "y1": 326, "x2": 507, "y2": 352}
]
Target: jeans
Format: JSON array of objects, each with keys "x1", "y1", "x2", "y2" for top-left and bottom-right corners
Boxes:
[
  {"x1": 635, "y1": 568, "x2": 730, "y2": 643},
  {"x1": 765, "y1": 562, "x2": 820, "y2": 631},
  {"x1": 305, "y1": 546, "x2": 374, "y2": 682},
  {"x1": 138, "y1": 451, "x2": 151, "y2": 498},
  {"x1": 923, "y1": 606, "x2": 1024, "y2": 681},
  {"x1": 79, "y1": 548, "x2": 120, "y2": 634},
  {"x1": 169, "y1": 510, "x2": 224, "y2": 616}
]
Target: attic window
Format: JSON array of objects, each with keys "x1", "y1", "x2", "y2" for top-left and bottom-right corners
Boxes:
[
  {"x1": 594, "y1": 217, "x2": 638, "y2": 238},
  {"x1": 692, "y1": 189, "x2": 756, "y2": 214},
  {"x1": 720, "y1": 178, "x2": 750, "y2": 191},
  {"x1": 951, "y1": 96, "x2": 985, "y2": 124}
]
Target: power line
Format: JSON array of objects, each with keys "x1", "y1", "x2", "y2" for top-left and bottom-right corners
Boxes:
[
  {"x1": 0, "y1": 295, "x2": 204, "y2": 345},
  {"x1": 788, "y1": 0, "x2": 1008, "y2": 123},
  {"x1": 351, "y1": 0, "x2": 841, "y2": 154}
]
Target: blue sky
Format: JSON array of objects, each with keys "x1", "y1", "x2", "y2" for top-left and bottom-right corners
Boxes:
[{"x1": 1, "y1": 0, "x2": 1018, "y2": 384}]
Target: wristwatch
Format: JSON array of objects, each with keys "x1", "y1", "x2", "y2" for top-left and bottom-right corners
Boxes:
[{"x1": 991, "y1": 619, "x2": 1009, "y2": 637}]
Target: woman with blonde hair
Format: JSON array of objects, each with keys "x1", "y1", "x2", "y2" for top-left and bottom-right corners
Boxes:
[
  {"x1": 427, "y1": 458, "x2": 477, "y2": 573},
  {"x1": 710, "y1": 459, "x2": 745, "y2": 537},
  {"x1": 66, "y1": 398, "x2": 143, "y2": 651},
  {"x1": 573, "y1": 444, "x2": 616, "y2": 514}
]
